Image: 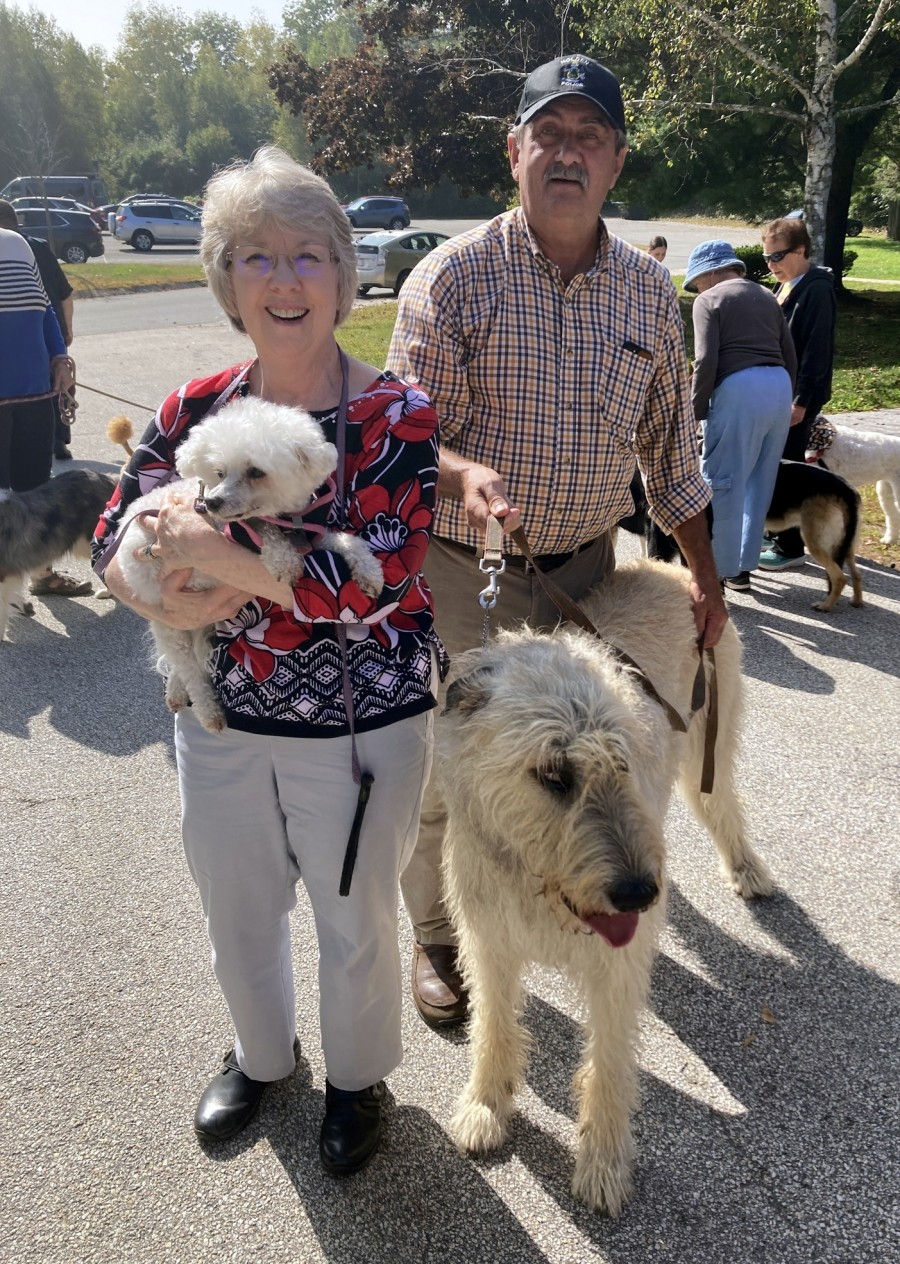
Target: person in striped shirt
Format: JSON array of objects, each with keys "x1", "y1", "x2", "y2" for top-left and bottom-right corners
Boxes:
[
  {"x1": 0, "y1": 227, "x2": 86, "y2": 598},
  {"x1": 386, "y1": 54, "x2": 728, "y2": 1029}
]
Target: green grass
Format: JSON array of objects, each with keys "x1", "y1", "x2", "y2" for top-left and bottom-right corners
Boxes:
[
  {"x1": 680, "y1": 287, "x2": 900, "y2": 410},
  {"x1": 841, "y1": 235, "x2": 900, "y2": 281},
  {"x1": 335, "y1": 302, "x2": 401, "y2": 364},
  {"x1": 858, "y1": 484, "x2": 900, "y2": 569},
  {"x1": 65, "y1": 262, "x2": 206, "y2": 294}
]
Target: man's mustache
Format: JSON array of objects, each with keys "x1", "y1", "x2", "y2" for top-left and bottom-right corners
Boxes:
[{"x1": 544, "y1": 163, "x2": 588, "y2": 189}]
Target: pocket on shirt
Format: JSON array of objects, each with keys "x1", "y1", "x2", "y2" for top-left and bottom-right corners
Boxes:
[{"x1": 600, "y1": 344, "x2": 657, "y2": 442}]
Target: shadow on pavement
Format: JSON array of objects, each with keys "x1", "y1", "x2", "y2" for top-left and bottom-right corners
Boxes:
[
  {"x1": 201, "y1": 1055, "x2": 551, "y2": 1263},
  {"x1": 508, "y1": 883, "x2": 900, "y2": 1262},
  {"x1": 731, "y1": 566, "x2": 900, "y2": 689},
  {"x1": 0, "y1": 591, "x2": 173, "y2": 756}
]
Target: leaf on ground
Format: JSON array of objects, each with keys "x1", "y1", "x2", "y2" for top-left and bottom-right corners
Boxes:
[
  {"x1": 761, "y1": 1003, "x2": 776, "y2": 1024},
  {"x1": 743, "y1": 1033, "x2": 758, "y2": 1048}
]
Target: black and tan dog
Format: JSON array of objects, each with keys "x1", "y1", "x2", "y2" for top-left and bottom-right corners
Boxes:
[{"x1": 618, "y1": 460, "x2": 863, "y2": 613}]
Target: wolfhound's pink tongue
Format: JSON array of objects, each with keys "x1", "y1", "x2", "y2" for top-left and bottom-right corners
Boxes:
[{"x1": 582, "y1": 911, "x2": 639, "y2": 948}]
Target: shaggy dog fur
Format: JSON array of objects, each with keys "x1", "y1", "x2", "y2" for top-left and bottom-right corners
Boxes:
[
  {"x1": 806, "y1": 420, "x2": 900, "y2": 546},
  {"x1": 618, "y1": 462, "x2": 863, "y2": 612},
  {"x1": 0, "y1": 469, "x2": 117, "y2": 641},
  {"x1": 116, "y1": 395, "x2": 383, "y2": 733},
  {"x1": 438, "y1": 560, "x2": 771, "y2": 1216}
]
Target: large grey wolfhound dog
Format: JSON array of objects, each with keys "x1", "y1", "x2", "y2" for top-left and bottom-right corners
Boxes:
[{"x1": 438, "y1": 559, "x2": 772, "y2": 1216}]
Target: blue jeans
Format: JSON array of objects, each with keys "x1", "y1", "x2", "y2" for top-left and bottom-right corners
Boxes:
[{"x1": 701, "y1": 366, "x2": 792, "y2": 576}]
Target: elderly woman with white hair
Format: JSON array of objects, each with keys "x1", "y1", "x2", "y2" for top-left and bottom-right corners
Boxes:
[{"x1": 92, "y1": 148, "x2": 444, "y2": 1174}]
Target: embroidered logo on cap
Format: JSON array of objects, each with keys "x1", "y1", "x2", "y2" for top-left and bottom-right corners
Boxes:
[{"x1": 560, "y1": 56, "x2": 588, "y2": 87}]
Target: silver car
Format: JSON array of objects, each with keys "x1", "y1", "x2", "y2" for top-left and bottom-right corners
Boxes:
[
  {"x1": 355, "y1": 230, "x2": 449, "y2": 296},
  {"x1": 113, "y1": 201, "x2": 202, "y2": 251}
]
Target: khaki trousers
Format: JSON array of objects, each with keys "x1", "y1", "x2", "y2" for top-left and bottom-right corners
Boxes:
[{"x1": 400, "y1": 531, "x2": 615, "y2": 945}]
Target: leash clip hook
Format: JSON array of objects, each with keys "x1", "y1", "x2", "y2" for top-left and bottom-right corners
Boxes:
[{"x1": 478, "y1": 557, "x2": 505, "y2": 610}]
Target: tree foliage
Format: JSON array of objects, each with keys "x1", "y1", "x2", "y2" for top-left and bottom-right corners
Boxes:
[
  {"x1": 577, "y1": 0, "x2": 900, "y2": 266},
  {"x1": 0, "y1": 4, "x2": 105, "y2": 188},
  {"x1": 270, "y1": 0, "x2": 583, "y2": 197}
]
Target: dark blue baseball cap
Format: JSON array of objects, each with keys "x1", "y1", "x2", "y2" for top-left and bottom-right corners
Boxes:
[{"x1": 515, "y1": 55, "x2": 627, "y2": 135}]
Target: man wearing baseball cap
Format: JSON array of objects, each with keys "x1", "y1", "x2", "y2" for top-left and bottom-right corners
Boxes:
[{"x1": 387, "y1": 54, "x2": 724, "y2": 1028}]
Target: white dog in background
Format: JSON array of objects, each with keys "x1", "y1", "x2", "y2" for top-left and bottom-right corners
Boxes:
[
  {"x1": 116, "y1": 395, "x2": 383, "y2": 733},
  {"x1": 807, "y1": 418, "x2": 900, "y2": 545}
]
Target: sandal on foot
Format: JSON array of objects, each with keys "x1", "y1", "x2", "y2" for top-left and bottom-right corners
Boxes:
[{"x1": 31, "y1": 573, "x2": 93, "y2": 598}]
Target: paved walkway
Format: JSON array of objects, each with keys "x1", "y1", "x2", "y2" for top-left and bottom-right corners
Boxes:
[
  {"x1": 827, "y1": 408, "x2": 900, "y2": 436},
  {"x1": 2, "y1": 323, "x2": 899, "y2": 1263}
]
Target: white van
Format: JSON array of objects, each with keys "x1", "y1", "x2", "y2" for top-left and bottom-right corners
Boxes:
[{"x1": 0, "y1": 174, "x2": 108, "y2": 208}]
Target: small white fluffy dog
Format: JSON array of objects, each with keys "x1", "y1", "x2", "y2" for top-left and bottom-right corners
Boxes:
[
  {"x1": 439, "y1": 561, "x2": 771, "y2": 1217},
  {"x1": 116, "y1": 395, "x2": 383, "y2": 732},
  {"x1": 807, "y1": 420, "x2": 900, "y2": 545}
]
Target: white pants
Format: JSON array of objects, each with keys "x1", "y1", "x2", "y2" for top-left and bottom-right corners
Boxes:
[{"x1": 175, "y1": 708, "x2": 433, "y2": 1091}]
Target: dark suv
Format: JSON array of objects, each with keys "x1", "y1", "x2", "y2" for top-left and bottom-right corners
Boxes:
[
  {"x1": 14, "y1": 207, "x2": 104, "y2": 263},
  {"x1": 342, "y1": 197, "x2": 410, "y2": 230}
]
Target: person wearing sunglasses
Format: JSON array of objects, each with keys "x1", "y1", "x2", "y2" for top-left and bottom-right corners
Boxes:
[
  {"x1": 757, "y1": 217, "x2": 836, "y2": 571},
  {"x1": 92, "y1": 147, "x2": 444, "y2": 1176}
]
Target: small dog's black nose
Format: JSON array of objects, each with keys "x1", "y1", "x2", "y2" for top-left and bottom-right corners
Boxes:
[
  {"x1": 607, "y1": 876, "x2": 659, "y2": 913},
  {"x1": 204, "y1": 495, "x2": 223, "y2": 514}
]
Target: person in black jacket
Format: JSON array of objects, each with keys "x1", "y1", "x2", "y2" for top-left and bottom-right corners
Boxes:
[
  {"x1": 758, "y1": 216, "x2": 836, "y2": 570},
  {"x1": 0, "y1": 199, "x2": 75, "y2": 459}
]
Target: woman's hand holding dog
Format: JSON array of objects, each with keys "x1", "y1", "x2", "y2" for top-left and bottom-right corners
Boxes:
[
  {"x1": 157, "y1": 569, "x2": 251, "y2": 628},
  {"x1": 146, "y1": 487, "x2": 223, "y2": 576}
]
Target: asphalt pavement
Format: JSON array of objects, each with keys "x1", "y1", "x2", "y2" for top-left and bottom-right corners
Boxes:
[{"x1": 2, "y1": 320, "x2": 899, "y2": 1263}]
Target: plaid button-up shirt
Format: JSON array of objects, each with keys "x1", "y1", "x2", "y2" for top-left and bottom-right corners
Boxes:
[{"x1": 386, "y1": 208, "x2": 710, "y2": 556}]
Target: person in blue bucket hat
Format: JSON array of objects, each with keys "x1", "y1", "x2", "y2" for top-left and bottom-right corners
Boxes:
[{"x1": 685, "y1": 239, "x2": 797, "y2": 591}]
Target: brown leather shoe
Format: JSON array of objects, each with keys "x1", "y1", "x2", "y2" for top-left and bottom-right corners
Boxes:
[{"x1": 411, "y1": 941, "x2": 469, "y2": 1028}]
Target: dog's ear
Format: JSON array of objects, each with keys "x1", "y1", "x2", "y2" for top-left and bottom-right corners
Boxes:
[
  {"x1": 442, "y1": 663, "x2": 495, "y2": 716},
  {"x1": 174, "y1": 430, "x2": 204, "y2": 479}
]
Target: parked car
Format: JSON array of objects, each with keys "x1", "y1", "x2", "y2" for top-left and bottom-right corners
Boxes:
[
  {"x1": 11, "y1": 196, "x2": 106, "y2": 228},
  {"x1": 355, "y1": 230, "x2": 449, "y2": 296},
  {"x1": 113, "y1": 201, "x2": 203, "y2": 251},
  {"x1": 342, "y1": 197, "x2": 410, "y2": 230},
  {"x1": 0, "y1": 173, "x2": 108, "y2": 207},
  {"x1": 786, "y1": 208, "x2": 862, "y2": 237},
  {"x1": 14, "y1": 207, "x2": 105, "y2": 263}
]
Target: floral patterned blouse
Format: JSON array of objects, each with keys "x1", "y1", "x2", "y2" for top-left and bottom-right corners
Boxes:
[{"x1": 91, "y1": 363, "x2": 447, "y2": 738}]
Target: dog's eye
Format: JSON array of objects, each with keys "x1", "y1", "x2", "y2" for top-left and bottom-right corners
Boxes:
[
  {"x1": 214, "y1": 470, "x2": 224, "y2": 480},
  {"x1": 246, "y1": 467, "x2": 266, "y2": 480},
  {"x1": 534, "y1": 765, "x2": 574, "y2": 796}
]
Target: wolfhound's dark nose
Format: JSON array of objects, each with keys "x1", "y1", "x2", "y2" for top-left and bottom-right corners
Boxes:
[
  {"x1": 204, "y1": 495, "x2": 223, "y2": 514},
  {"x1": 608, "y1": 876, "x2": 659, "y2": 913}
]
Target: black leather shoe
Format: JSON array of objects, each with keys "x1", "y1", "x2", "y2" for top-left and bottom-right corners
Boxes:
[
  {"x1": 194, "y1": 1037, "x2": 300, "y2": 1141},
  {"x1": 319, "y1": 1080, "x2": 386, "y2": 1175}
]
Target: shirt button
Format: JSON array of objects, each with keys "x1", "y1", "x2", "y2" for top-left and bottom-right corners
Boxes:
[{"x1": 565, "y1": 349, "x2": 574, "y2": 358}]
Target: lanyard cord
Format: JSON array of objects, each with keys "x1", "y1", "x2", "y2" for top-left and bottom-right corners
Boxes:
[{"x1": 333, "y1": 350, "x2": 375, "y2": 895}]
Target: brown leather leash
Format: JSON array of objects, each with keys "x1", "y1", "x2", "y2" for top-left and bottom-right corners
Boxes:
[{"x1": 480, "y1": 518, "x2": 718, "y2": 794}]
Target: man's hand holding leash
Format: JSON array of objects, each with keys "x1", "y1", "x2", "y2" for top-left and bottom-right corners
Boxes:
[
  {"x1": 672, "y1": 511, "x2": 729, "y2": 647},
  {"x1": 439, "y1": 448, "x2": 522, "y2": 534}
]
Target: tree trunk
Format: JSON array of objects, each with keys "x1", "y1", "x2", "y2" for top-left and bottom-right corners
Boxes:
[
  {"x1": 889, "y1": 201, "x2": 900, "y2": 242},
  {"x1": 37, "y1": 173, "x2": 55, "y2": 256},
  {"x1": 804, "y1": 100, "x2": 836, "y2": 263},
  {"x1": 824, "y1": 62, "x2": 900, "y2": 284}
]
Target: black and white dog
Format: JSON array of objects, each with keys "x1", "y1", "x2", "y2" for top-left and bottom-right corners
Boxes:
[
  {"x1": 0, "y1": 469, "x2": 116, "y2": 641},
  {"x1": 618, "y1": 461, "x2": 863, "y2": 612}
]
